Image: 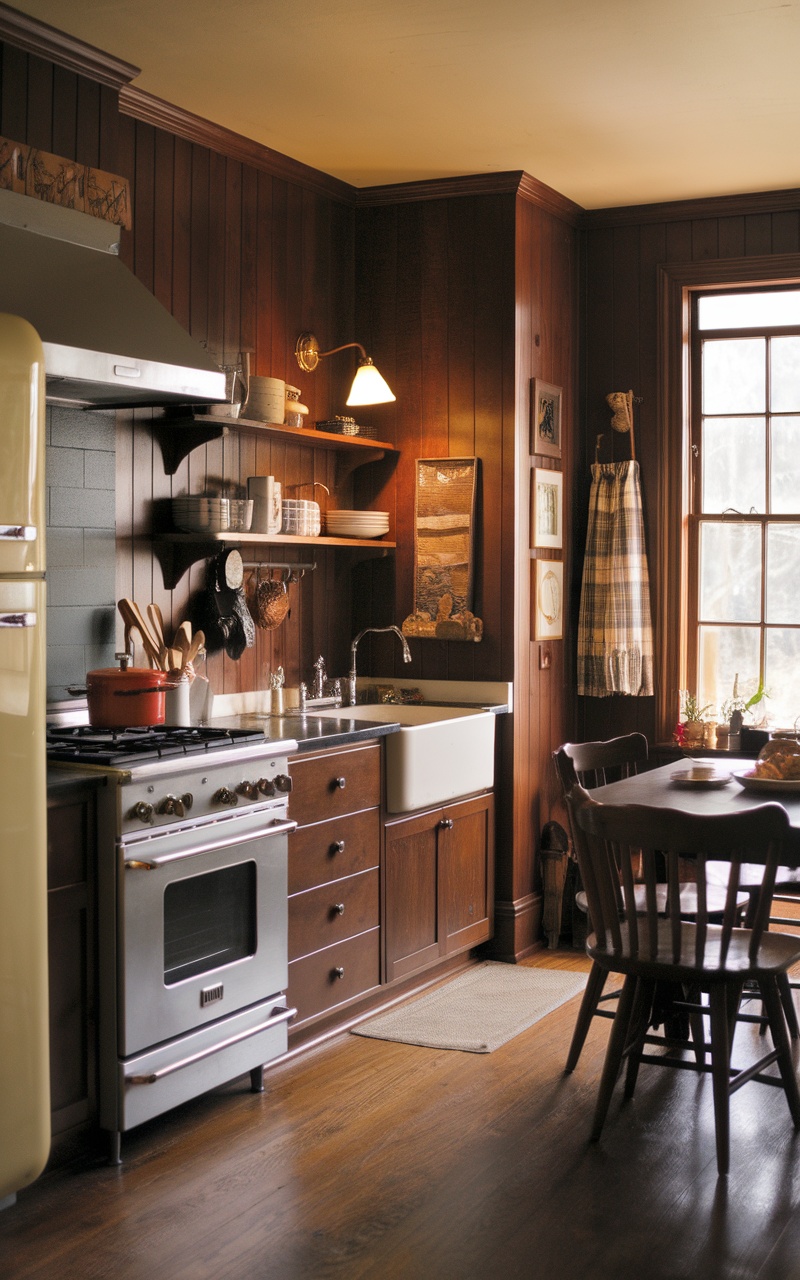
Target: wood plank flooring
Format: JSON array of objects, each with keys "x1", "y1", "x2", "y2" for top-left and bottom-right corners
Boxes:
[{"x1": 4, "y1": 951, "x2": 800, "y2": 1280}]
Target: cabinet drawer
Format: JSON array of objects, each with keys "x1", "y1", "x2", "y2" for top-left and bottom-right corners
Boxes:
[
  {"x1": 289, "y1": 868, "x2": 379, "y2": 961},
  {"x1": 288, "y1": 807, "x2": 379, "y2": 895},
  {"x1": 288, "y1": 929, "x2": 380, "y2": 1025},
  {"x1": 289, "y1": 743, "x2": 380, "y2": 826}
]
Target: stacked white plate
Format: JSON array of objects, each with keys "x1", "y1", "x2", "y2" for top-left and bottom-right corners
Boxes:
[
  {"x1": 325, "y1": 509, "x2": 390, "y2": 539},
  {"x1": 172, "y1": 496, "x2": 230, "y2": 533}
]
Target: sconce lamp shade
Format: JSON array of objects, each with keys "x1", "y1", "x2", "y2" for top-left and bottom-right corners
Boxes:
[
  {"x1": 346, "y1": 358, "x2": 395, "y2": 406},
  {"x1": 295, "y1": 332, "x2": 395, "y2": 406}
]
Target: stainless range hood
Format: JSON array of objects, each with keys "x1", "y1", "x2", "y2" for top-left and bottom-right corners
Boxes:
[{"x1": 0, "y1": 188, "x2": 226, "y2": 408}]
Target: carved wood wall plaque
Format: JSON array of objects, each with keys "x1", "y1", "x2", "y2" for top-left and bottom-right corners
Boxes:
[{"x1": 0, "y1": 135, "x2": 132, "y2": 229}]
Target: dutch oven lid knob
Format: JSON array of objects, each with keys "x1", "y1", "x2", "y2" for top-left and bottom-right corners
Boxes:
[{"x1": 115, "y1": 650, "x2": 132, "y2": 672}]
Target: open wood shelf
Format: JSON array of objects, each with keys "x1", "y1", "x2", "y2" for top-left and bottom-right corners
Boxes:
[
  {"x1": 154, "y1": 412, "x2": 397, "y2": 478},
  {"x1": 154, "y1": 532, "x2": 395, "y2": 589}
]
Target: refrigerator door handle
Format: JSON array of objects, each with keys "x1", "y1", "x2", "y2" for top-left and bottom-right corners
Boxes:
[
  {"x1": 0, "y1": 525, "x2": 37, "y2": 541},
  {"x1": 0, "y1": 612, "x2": 37, "y2": 628}
]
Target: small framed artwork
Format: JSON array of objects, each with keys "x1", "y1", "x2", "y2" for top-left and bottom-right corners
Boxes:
[
  {"x1": 531, "y1": 379, "x2": 562, "y2": 459},
  {"x1": 532, "y1": 468, "x2": 563, "y2": 550},
  {"x1": 534, "y1": 559, "x2": 563, "y2": 641}
]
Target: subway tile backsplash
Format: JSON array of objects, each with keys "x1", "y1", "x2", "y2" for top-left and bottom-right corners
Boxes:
[{"x1": 46, "y1": 405, "x2": 116, "y2": 703}]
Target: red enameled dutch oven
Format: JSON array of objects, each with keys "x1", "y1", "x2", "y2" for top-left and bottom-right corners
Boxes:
[{"x1": 82, "y1": 664, "x2": 170, "y2": 728}]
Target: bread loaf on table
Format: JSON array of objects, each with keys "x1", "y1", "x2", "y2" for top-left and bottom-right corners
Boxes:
[{"x1": 754, "y1": 738, "x2": 800, "y2": 780}]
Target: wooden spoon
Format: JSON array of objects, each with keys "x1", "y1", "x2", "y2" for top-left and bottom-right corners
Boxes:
[
  {"x1": 184, "y1": 630, "x2": 205, "y2": 668},
  {"x1": 118, "y1": 599, "x2": 161, "y2": 668},
  {"x1": 148, "y1": 603, "x2": 166, "y2": 651}
]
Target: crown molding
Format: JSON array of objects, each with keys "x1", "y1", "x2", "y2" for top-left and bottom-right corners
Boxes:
[
  {"x1": 586, "y1": 185, "x2": 800, "y2": 228},
  {"x1": 119, "y1": 85, "x2": 355, "y2": 203},
  {"x1": 358, "y1": 170, "x2": 583, "y2": 224},
  {"x1": 0, "y1": 2, "x2": 139, "y2": 88}
]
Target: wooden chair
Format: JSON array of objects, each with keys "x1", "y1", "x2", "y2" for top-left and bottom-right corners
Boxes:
[
  {"x1": 552, "y1": 736, "x2": 748, "y2": 1072},
  {"x1": 568, "y1": 785, "x2": 800, "y2": 1176}
]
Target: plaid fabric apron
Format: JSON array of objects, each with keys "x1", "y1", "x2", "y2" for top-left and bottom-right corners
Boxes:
[{"x1": 577, "y1": 460, "x2": 654, "y2": 697}]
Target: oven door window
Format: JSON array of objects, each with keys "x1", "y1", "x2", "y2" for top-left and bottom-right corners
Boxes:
[{"x1": 163, "y1": 860, "x2": 256, "y2": 986}]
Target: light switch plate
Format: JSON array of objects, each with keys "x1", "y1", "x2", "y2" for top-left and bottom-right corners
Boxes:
[{"x1": 539, "y1": 645, "x2": 552, "y2": 670}]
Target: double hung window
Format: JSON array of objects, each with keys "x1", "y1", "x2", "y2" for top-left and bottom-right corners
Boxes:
[{"x1": 689, "y1": 288, "x2": 800, "y2": 728}]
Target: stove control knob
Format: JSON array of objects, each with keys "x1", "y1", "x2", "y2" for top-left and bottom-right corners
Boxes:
[
  {"x1": 129, "y1": 801, "x2": 154, "y2": 825},
  {"x1": 257, "y1": 777, "x2": 276, "y2": 797},
  {"x1": 236, "y1": 780, "x2": 259, "y2": 800},
  {"x1": 274, "y1": 773, "x2": 293, "y2": 793},
  {"x1": 158, "y1": 794, "x2": 186, "y2": 818},
  {"x1": 213, "y1": 786, "x2": 238, "y2": 807}
]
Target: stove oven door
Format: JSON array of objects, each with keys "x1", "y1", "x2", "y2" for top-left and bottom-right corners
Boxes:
[{"x1": 116, "y1": 807, "x2": 295, "y2": 1057}]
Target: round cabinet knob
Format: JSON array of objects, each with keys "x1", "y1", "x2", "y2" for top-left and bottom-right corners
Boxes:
[
  {"x1": 330, "y1": 839, "x2": 346, "y2": 855},
  {"x1": 274, "y1": 774, "x2": 293, "y2": 793},
  {"x1": 332, "y1": 903, "x2": 345, "y2": 916},
  {"x1": 334, "y1": 777, "x2": 346, "y2": 790},
  {"x1": 213, "y1": 786, "x2": 238, "y2": 807},
  {"x1": 236, "y1": 780, "x2": 259, "y2": 800},
  {"x1": 157, "y1": 794, "x2": 185, "y2": 818},
  {"x1": 129, "y1": 801, "x2": 154, "y2": 825},
  {"x1": 258, "y1": 777, "x2": 276, "y2": 797},
  {"x1": 439, "y1": 817, "x2": 454, "y2": 829},
  {"x1": 333, "y1": 966, "x2": 345, "y2": 979}
]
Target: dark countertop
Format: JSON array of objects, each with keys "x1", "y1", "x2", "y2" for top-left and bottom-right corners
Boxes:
[{"x1": 208, "y1": 712, "x2": 401, "y2": 754}]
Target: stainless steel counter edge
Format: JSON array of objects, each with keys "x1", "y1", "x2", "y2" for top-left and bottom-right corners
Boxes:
[{"x1": 209, "y1": 714, "x2": 402, "y2": 754}]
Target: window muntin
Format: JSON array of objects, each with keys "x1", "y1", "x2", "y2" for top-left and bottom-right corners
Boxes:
[{"x1": 691, "y1": 290, "x2": 800, "y2": 729}]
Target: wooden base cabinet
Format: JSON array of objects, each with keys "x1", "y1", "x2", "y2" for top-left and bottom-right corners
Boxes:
[
  {"x1": 46, "y1": 782, "x2": 98, "y2": 1137},
  {"x1": 384, "y1": 792, "x2": 494, "y2": 984},
  {"x1": 287, "y1": 742, "x2": 382, "y2": 1032}
]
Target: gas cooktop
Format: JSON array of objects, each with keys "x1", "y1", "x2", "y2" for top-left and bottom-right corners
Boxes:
[{"x1": 46, "y1": 724, "x2": 267, "y2": 766}]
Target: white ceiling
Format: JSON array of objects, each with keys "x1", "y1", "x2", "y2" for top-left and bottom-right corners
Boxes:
[{"x1": 11, "y1": 0, "x2": 800, "y2": 209}]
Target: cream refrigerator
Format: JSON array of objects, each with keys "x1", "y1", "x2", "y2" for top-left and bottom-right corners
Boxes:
[{"x1": 0, "y1": 313, "x2": 50, "y2": 1205}]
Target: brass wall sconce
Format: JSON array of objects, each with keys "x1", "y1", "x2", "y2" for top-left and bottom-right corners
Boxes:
[{"x1": 294, "y1": 333, "x2": 396, "y2": 406}]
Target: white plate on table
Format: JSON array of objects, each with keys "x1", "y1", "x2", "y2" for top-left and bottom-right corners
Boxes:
[
  {"x1": 732, "y1": 769, "x2": 800, "y2": 794},
  {"x1": 670, "y1": 768, "x2": 732, "y2": 789}
]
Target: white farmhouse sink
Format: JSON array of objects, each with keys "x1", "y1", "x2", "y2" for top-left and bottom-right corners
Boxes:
[{"x1": 305, "y1": 704, "x2": 496, "y2": 813}]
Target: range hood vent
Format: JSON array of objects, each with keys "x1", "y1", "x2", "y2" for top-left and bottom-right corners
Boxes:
[{"x1": 0, "y1": 188, "x2": 226, "y2": 408}]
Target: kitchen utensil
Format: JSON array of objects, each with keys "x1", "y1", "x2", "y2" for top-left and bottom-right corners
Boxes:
[
  {"x1": 148, "y1": 603, "x2": 165, "y2": 650},
  {"x1": 118, "y1": 598, "x2": 162, "y2": 668},
  {"x1": 256, "y1": 573, "x2": 291, "y2": 629},
  {"x1": 80, "y1": 658, "x2": 172, "y2": 728}
]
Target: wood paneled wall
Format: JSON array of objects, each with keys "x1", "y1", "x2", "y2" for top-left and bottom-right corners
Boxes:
[
  {"x1": 356, "y1": 186, "x2": 581, "y2": 958},
  {"x1": 580, "y1": 191, "x2": 800, "y2": 749}
]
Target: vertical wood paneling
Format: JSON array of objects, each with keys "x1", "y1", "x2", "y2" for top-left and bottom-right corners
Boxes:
[{"x1": 583, "y1": 191, "x2": 800, "y2": 750}]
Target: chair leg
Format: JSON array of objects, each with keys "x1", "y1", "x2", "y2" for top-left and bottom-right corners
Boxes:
[
  {"x1": 708, "y1": 985, "x2": 734, "y2": 1177},
  {"x1": 591, "y1": 973, "x2": 638, "y2": 1142},
  {"x1": 565, "y1": 961, "x2": 608, "y2": 1074},
  {"x1": 624, "y1": 977, "x2": 656, "y2": 1098},
  {"x1": 777, "y1": 972, "x2": 800, "y2": 1041},
  {"x1": 760, "y1": 974, "x2": 800, "y2": 1129},
  {"x1": 686, "y1": 982, "x2": 706, "y2": 1069}
]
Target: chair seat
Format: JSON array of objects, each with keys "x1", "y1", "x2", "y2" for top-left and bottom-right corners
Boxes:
[
  {"x1": 588, "y1": 920, "x2": 800, "y2": 981},
  {"x1": 576, "y1": 883, "x2": 749, "y2": 919}
]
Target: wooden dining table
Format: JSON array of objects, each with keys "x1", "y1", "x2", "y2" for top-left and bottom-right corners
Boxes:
[{"x1": 589, "y1": 757, "x2": 800, "y2": 871}]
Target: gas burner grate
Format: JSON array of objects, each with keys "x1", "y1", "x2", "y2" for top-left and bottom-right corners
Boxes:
[{"x1": 45, "y1": 724, "x2": 266, "y2": 765}]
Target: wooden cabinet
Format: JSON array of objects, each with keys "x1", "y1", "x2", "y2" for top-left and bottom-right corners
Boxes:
[
  {"x1": 384, "y1": 791, "x2": 494, "y2": 984},
  {"x1": 287, "y1": 742, "x2": 382, "y2": 1031},
  {"x1": 46, "y1": 781, "x2": 98, "y2": 1137}
]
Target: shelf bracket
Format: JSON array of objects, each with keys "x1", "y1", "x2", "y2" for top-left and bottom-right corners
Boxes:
[{"x1": 154, "y1": 420, "x2": 228, "y2": 476}]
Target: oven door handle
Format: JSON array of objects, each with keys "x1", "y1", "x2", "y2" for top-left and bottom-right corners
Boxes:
[
  {"x1": 123, "y1": 815, "x2": 297, "y2": 869},
  {"x1": 126, "y1": 1004, "x2": 297, "y2": 1085}
]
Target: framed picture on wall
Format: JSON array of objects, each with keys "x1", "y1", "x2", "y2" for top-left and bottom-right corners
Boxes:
[
  {"x1": 531, "y1": 379, "x2": 562, "y2": 459},
  {"x1": 534, "y1": 559, "x2": 563, "y2": 641},
  {"x1": 532, "y1": 468, "x2": 563, "y2": 549}
]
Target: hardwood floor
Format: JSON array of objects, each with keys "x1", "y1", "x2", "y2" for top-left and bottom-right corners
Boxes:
[{"x1": 4, "y1": 950, "x2": 800, "y2": 1280}]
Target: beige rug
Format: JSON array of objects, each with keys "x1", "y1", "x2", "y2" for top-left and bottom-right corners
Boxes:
[{"x1": 351, "y1": 961, "x2": 588, "y2": 1053}]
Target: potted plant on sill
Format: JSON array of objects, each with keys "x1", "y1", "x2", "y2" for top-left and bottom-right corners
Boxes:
[
  {"x1": 678, "y1": 691, "x2": 713, "y2": 748},
  {"x1": 720, "y1": 674, "x2": 769, "y2": 754}
]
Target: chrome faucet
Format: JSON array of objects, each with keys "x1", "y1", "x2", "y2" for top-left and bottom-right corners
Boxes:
[{"x1": 348, "y1": 626, "x2": 412, "y2": 706}]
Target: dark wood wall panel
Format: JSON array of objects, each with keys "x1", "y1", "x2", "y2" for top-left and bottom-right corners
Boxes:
[{"x1": 580, "y1": 193, "x2": 800, "y2": 748}]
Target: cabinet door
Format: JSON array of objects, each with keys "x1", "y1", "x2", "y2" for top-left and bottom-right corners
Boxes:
[
  {"x1": 440, "y1": 792, "x2": 494, "y2": 955},
  {"x1": 384, "y1": 808, "x2": 442, "y2": 982}
]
